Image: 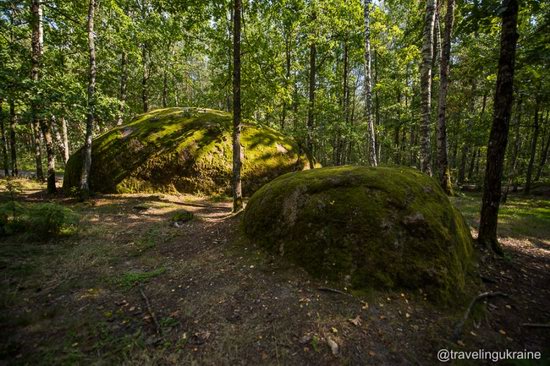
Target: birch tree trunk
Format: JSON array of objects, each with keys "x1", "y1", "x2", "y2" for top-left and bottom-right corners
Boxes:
[
  {"x1": 142, "y1": 44, "x2": 149, "y2": 113},
  {"x1": 363, "y1": 0, "x2": 377, "y2": 166},
  {"x1": 419, "y1": 0, "x2": 437, "y2": 175},
  {"x1": 61, "y1": 116, "x2": 69, "y2": 163},
  {"x1": 117, "y1": 52, "x2": 127, "y2": 125},
  {"x1": 306, "y1": 34, "x2": 316, "y2": 169}
]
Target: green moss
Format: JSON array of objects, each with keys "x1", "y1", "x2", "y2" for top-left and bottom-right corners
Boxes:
[
  {"x1": 63, "y1": 108, "x2": 306, "y2": 195},
  {"x1": 171, "y1": 210, "x2": 193, "y2": 223},
  {"x1": 242, "y1": 166, "x2": 476, "y2": 304}
]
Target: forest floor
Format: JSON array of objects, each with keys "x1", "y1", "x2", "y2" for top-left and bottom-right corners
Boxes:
[{"x1": 0, "y1": 179, "x2": 549, "y2": 365}]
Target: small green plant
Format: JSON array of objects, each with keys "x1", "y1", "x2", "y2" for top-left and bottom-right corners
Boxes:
[
  {"x1": 26, "y1": 203, "x2": 79, "y2": 238},
  {"x1": 0, "y1": 201, "x2": 79, "y2": 239},
  {"x1": 117, "y1": 267, "x2": 166, "y2": 288},
  {"x1": 171, "y1": 210, "x2": 193, "y2": 223}
]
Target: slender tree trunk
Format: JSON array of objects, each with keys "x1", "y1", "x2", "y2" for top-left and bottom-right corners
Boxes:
[
  {"x1": 40, "y1": 119, "x2": 57, "y2": 193},
  {"x1": 31, "y1": 120, "x2": 43, "y2": 180},
  {"x1": 281, "y1": 37, "x2": 291, "y2": 129},
  {"x1": 31, "y1": 0, "x2": 56, "y2": 192},
  {"x1": 363, "y1": 0, "x2": 377, "y2": 166},
  {"x1": 9, "y1": 99, "x2": 18, "y2": 176},
  {"x1": 419, "y1": 0, "x2": 437, "y2": 175},
  {"x1": 232, "y1": 0, "x2": 243, "y2": 212},
  {"x1": 478, "y1": 0, "x2": 519, "y2": 255},
  {"x1": 524, "y1": 99, "x2": 540, "y2": 194},
  {"x1": 142, "y1": 44, "x2": 149, "y2": 113},
  {"x1": 61, "y1": 116, "x2": 69, "y2": 163},
  {"x1": 502, "y1": 96, "x2": 523, "y2": 203},
  {"x1": 30, "y1": 0, "x2": 46, "y2": 182},
  {"x1": 81, "y1": 0, "x2": 96, "y2": 195},
  {"x1": 436, "y1": 0, "x2": 454, "y2": 195},
  {"x1": 0, "y1": 99, "x2": 9, "y2": 176},
  {"x1": 32, "y1": 0, "x2": 56, "y2": 192},
  {"x1": 163, "y1": 70, "x2": 168, "y2": 108},
  {"x1": 467, "y1": 147, "x2": 477, "y2": 182},
  {"x1": 306, "y1": 28, "x2": 316, "y2": 169},
  {"x1": 117, "y1": 51, "x2": 127, "y2": 125},
  {"x1": 535, "y1": 111, "x2": 550, "y2": 181}
]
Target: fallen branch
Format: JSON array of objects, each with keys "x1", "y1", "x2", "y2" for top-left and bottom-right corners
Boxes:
[
  {"x1": 139, "y1": 287, "x2": 163, "y2": 336},
  {"x1": 317, "y1": 287, "x2": 352, "y2": 297},
  {"x1": 521, "y1": 323, "x2": 550, "y2": 329},
  {"x1": 452, "y1": 291, "x2": 509, "y2": 341}
]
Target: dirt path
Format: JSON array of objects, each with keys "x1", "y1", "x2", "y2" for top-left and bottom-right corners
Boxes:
[{"x1": 1, "y1": 188, "x2": 549, "y2": 365}]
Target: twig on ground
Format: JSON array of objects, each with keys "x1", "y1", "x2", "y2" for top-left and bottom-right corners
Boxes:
[
  {"x1": 139, "y1": 287, "x2": 163, "y2": 335},
  {"x1": 317, "y1": 287, "x2": 352, "y2": 297},
  {"x1": 452, "y1": 291, "x2": 509, "y2": 341}
]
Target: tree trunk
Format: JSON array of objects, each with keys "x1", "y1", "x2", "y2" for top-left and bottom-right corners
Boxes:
[
  {"x1": 0, "y1": 99, "x2": 9, "y2": 176},
  {"x1": 478, "y1": 0, "x2": 519, "y2": 255},
  {"x1": 306, "y1": 26, "x2": 316, "y2": 169},
  {"x1": 363, "y1": 0, "x2": 377, "y2": 166},
  {"x1": 419, "y1": 0, "x2": 437, "y2": 175},
  {"x1": 535, "y1": 111, "x2": 550, "y2": 181},
  {"x1": 117, "y1": 51, "x2": 127, "y2": 125},
  {"x1": 30, "y1": 0, "x2": 46, "y2": 182},
  {"x1": 436, "y1": 0, "x2": 455, "y2": 195},
  {"x1": 31, "y1": 0, "x2": 56, "y2": 192},
  {"x1": 281, "y1": 36, "x2": 291, "y2": 129},
  {"x1": 39, "y1": 119, "x2": 57, "y2": 193},
  {"x1": 524, "y1": 98, "x2": 540, "y2": 194},
  {"x1": 61, "y1": 116, "x2": 70, "y2": 163},
  {"x1": 142, "y1": 44, "x2": 149, "y2": 113},
  {"x1": 80, "y1": 0, "x2": 96, "y2": 195},
  {"x1": 8, "y1": 99, "x2": 18, "y2": 176},
  {"x1": 163, "y1": 70, "x2": 168, "y2": 108},
  {"x1": 232, "y1": 0, "x2": 243, "y2": 212},
  {"x1": 31, "y1": 120, "x2": 43, "y2": 180},
  {"x1": 467, "y1": 147, "x2": 477, "y2": 182},
  {"x1": 501, "y1": 96, "x2": 523, "y2": 203}
]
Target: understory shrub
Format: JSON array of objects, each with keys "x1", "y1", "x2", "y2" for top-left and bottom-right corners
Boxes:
[{"x1": 0, "y1": 202, "x2": 79, "y2": 239}]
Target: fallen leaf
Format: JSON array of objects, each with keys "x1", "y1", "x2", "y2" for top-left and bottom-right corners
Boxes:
[
  {"x1": 348, "y1": 315, "x2": 362, "y2": 326},
  {"x1": 327, "y1": 337, "x2": 339, "y2": 355}
]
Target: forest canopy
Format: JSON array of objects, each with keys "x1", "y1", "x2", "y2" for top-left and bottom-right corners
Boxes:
[{"x1": 1, "y1": 0, "x2": 548, "y2": 190}]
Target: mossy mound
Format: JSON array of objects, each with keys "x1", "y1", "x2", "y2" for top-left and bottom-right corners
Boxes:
[
  {"x1": 63, "y1": 108, "x2": 306, "y2": 195},
  {"x1": 243, "y1": 166, "x2": 476, "y2": 303}
]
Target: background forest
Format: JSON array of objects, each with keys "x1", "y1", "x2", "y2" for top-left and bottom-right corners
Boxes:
[{"x1": 0, "y1": 0, "x2": 548, "y2": 190}]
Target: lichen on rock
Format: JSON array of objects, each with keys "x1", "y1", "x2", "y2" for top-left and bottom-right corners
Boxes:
[
  {"x1": 63, "y1": 107, "x2": 306, "y2": 195},
  {"x1": 242, "y1": 166, "x2": 477, "y2": 304}
]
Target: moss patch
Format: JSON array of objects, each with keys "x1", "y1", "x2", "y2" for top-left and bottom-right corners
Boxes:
[
  {"x1": 63, "y1": 108, "x2": 306, "y2": 195},
  {"x1": 242, "y1": 166, "x2": 477, "y2": 304}
]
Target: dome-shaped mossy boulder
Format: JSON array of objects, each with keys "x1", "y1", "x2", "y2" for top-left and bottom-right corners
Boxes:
[
  {"x1": 242, "y1": 166, "x2": 476, "y2": 303},
  {"x1": 63, "y1": 108, "x2": 306, "y2": 195}
]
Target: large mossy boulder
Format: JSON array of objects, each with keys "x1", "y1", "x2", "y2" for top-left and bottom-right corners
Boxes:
[
  {"x1": 63, "y1": 108, "x2": 306, "y2": 195},
  {"x1": 243, "y1": 166, "x2": 476, "y2": 303}
]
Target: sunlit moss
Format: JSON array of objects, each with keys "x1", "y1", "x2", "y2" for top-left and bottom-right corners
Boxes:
[{"x1": 63, "y1": 108, "x2": 307, "y2": 195}]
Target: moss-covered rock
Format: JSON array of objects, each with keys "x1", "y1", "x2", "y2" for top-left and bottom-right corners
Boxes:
[
  {"x1": 63, "y1": 108, "x2": 306, "y2": 195},
  {"x1": 242, "y1": 166, "x2": 476, "y2": 303}
]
